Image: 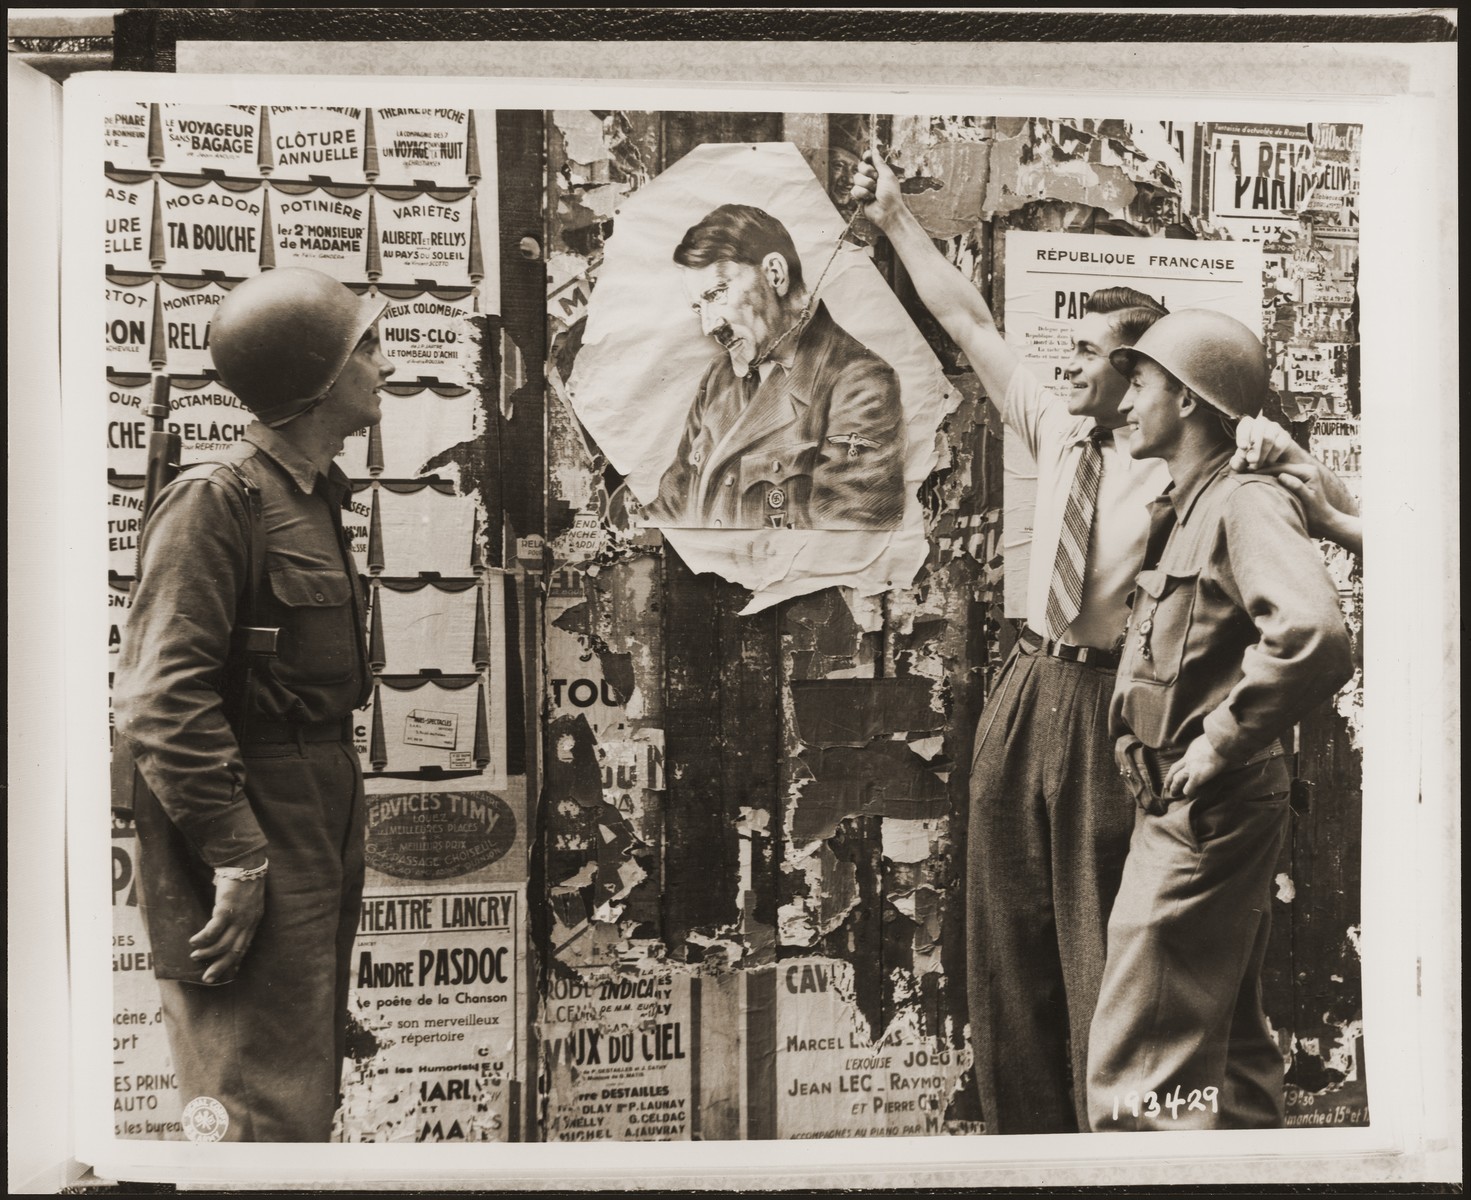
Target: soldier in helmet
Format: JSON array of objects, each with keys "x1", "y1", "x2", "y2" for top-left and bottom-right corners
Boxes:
[
  {"x1": 1086, "y1": 310, "x2": 1355, "y2": 1131},
  {"x1": 113, "y1": 267, "x2": 394, "y2": 1141}
]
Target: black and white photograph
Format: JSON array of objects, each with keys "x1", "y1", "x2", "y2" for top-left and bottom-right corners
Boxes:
[{"x1": 6, "y1": 9, "x2": 1459, "y2": 1194}]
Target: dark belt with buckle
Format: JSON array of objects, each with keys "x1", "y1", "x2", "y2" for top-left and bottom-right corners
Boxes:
[
  {"x1": 1018, "y1": 625, "x2": 1121, "y2": 671},
  {"x1": 1115, "y1": 733, "x2": 1286, "y2": 814},
  {"x1": 240, "y1": 716, "x2": 353, "y2": 748}
]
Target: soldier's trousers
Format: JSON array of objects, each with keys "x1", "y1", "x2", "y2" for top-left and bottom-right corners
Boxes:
[
  {"x1": 966, "y1": 644, "x2": 1136, "y2": 1134},
  {"x1": 1086, "y1": 753, "x2": 1292, "y2": 1132},
  {"x1": 156, "y1": 741, "x2": 365, "y2": 1142}
]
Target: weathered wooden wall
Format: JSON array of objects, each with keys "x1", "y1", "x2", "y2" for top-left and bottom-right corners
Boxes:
[{"x1": 531, "y1": 111, "x2": 1366, "y2": 1138}]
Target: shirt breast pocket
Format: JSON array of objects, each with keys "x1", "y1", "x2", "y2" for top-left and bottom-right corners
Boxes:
[
  {"x1": 1128, "y1": 567, "x2": 1199, "y2": 686},
  {"x1": 267, "y1": 566, "x2": 357, "y2": 685}
]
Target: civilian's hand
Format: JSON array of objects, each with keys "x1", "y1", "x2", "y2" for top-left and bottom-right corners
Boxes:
[
  {"x1": 1272, "y1": 466, "x2": 1364, "y2": 554},
  {"x1": 1229, "y1": 415, "x2": 1303, "y2": 473},
  {"x1": 850, "y1": 152, "x2": 906, "y2": 228},
  {"x1": 1230, "y1": 414, "x2": 1360, "y2": 542}
]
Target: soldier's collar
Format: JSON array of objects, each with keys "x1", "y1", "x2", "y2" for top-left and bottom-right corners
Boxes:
[
  {"x1": 1170, "y1": 446, "x2": 1236, "y2": 523},
  {"x1": 244, "y1": 421, "x2": 332, "y2": 495}
]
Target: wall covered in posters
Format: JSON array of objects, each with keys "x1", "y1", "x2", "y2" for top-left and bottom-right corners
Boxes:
[
  {"x1": 96, "y1": 91, "x2": 1367, "y2": 1146},
  {"x1": 539, "y1": 109, "x2": 1367, "y2": 1140},
  {"x1": 100, "y1": 92, "x2": 530, "y2": 1143}
]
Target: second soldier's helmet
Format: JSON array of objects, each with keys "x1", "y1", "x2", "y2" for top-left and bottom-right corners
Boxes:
[
  {"x1": 209, "y1": 267, "x2": 388, "y2": 426},
  {"x1": 1109, "y1": 308, "x2": 1269, "y2": 420}
]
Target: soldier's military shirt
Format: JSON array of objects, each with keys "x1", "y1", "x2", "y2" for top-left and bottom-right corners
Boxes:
[
  {"x1": 1110, "y1": 447, "x2": 1355, "y2": 760},
  {"x1": 113, "y1": 421, "x2": 370, "y2": 868}
]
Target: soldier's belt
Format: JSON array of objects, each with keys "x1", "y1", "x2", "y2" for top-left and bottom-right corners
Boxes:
[
  {"x1": 1115, "y1": 733, "x2": 1286, "y2": 815},
  {"x1": 241, "y1": 716, "x2": 353, "y2": 746}
]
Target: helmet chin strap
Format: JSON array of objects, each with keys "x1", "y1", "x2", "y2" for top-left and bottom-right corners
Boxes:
[
  {"x1": 259, "y1": 339, "x2": 364, "y2": 427},
  {"x1": 260, "y1": 391, "x2": 329, "y2": 429}
]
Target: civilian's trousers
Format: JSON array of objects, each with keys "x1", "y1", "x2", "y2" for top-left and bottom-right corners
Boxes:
[
  {"x1": 153, "y1": 741, "x2": 365, "y2": 1142},
  {"x1": 1086, "y1": 752, "x2": 1291, "y2": 1132},
  {"x1": 966, "y1": 645, "x2": 1136, "y2": 1134}
]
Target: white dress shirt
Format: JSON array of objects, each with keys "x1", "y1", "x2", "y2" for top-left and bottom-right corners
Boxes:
[{"x1": 997, "y1": 366, "x2": 1169, "y2": 651}]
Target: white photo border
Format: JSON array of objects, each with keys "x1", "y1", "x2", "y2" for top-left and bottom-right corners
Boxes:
[{"x1": 46, "y1": 54, "x2": 1459, "y2": 1188}]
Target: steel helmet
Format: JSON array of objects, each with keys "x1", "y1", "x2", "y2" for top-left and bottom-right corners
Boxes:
[
  {"x1": 1109, "y1": 308, "x2": 1269, "y2": 419},
  {"x1": 209, "y1": 268, "x2": 387, "y2": 425}
]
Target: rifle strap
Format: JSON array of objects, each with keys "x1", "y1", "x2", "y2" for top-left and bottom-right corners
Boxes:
[
  {"x1": 218, "y1": 461, "x2": 266, "y2": 628},
  {"x1": 217, "y1": 461, "x2": 271, "y2": 746}
]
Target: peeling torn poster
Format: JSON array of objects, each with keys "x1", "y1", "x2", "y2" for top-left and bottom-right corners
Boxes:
[
  {"x1": 341, "y1": 887, "x2": 521, "y2": 1142},
  {"x1": 1000, "y1": 230, "x2": 1263, "y2": 615},
  {"x1": 1196, "y1": 122, "x2": 1359, "y2": 246},
  {"x1": 1199, "y1": 122, "x2": 1311, "y2": 244},
  {"x1": 541, "y1": 970, "x2": 693, "y2": 1142},
  {"x1": 767, "y1": 958, "x2": 969, "y2": 1139},
  {"x1": 568, "y1": 141, "x2": 952, "y2": 609}
]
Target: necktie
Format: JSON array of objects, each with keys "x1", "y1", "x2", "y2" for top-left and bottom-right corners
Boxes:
[{"x1": 1044, "y1": 425, "x2": 1110, "y2": 640}]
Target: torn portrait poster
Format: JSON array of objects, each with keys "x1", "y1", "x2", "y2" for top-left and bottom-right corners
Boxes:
[{"x1": 567, "y1": 141, "x2": 952, "y2": 610}]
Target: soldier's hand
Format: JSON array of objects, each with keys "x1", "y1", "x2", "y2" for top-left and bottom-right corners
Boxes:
[
  {"x1": 850, "y1": 151, "x2": 906, "y2": 227},
  {"x1": 1164, "y1": 734, "x2": 1231, "y2": 799},
  {"x1": 190, "y1": 874, "x2": 266, "y2": 985}
]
